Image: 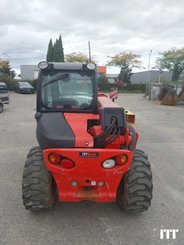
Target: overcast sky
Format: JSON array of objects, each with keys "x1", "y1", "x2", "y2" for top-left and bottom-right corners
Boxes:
[{"x1": 1, "y1": 0, "x2": 184, "y2": 74}]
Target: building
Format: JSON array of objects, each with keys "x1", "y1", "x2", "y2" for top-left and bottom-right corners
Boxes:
[
  {"x1": 131, "y1": 70, "x2": 172, "y2": 84},
  {"x1": 106, "y1": 74, "x2": 118, "y2": 83},
  {"x1": 20, "y1": 64, "x2": 173, "y2": 84},
  {"x1": 97, "y1": 66, "x2": 106, "y2": 75},
  {"x1": 20, "y1": 65, "x2": 39, "y2": 80}
]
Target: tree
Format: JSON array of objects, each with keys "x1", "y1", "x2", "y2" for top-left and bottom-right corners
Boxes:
[
  {"x1": 107, "y1": 52, "x2": 142, "y2": 83},
  {"x1": 53, "y1": 35, "x2": 64, "y2": 62},
  {"x1": 157, "y1": 47, "x2": 184, "y2": 81},
  {"x1": 65, "y1": 52, "x2": 89, "y2": 62},
  {"x1": 46, "y1": 39, "x2": 54, "y2": 62},
  {"x1": 118, "y1": 66, "x2": 133, "y2": 83},
  {"x1": 10, "y1": 70, "x2": 16, "y2": 79},
  {"x1": 98, "y1": 74, "x2": 108, "y2": 84},
  {"x1": 0, "y1": 59, "x2": 10, "y2": 76},
  {"x1": 65, "y1": 52, "x2": 96, "y2": 63}
]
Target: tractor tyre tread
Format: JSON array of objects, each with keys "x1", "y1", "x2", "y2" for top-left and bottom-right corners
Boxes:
[
  {"x1": 22, "y1": 147, "x2": 53, "y2": 211},
  {"x1": 118, "y1": 149, "x2": 153, "y2": 213},
  {"x1": 27, "y1": 146, "x2": 42, "y2": 158},
  {"x1": 133, "y1": 149, "x2": 148, "y2": 159}
]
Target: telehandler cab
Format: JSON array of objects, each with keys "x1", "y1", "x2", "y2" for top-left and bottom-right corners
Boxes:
[{"x1": 22, "y1": 61, "x2": 153, "y2": 213}]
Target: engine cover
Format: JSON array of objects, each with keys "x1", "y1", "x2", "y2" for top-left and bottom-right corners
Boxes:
[{"x1": 98, "y1": 97, "x2": 127, "y2": 131}]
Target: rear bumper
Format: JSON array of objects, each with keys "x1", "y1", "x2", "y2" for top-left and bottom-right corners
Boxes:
[
  {"x1": 20, "y1": 91, "x2": 33, "y2": 94},
  {"x1": 43, "y1": 148, "x2": 133, "y2": 202},
  {"x1": 0, "y1": 96, "x2": 9, "y2": 104},
  {"x1": 18, "y1": 89, "x2": 34, "y2": 94}
]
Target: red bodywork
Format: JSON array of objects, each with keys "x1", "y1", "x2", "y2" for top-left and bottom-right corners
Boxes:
[
  {"x1": 43, "y1": 97, "x2": 138, "y2": 202},
  {"x1": 44, "y1": 148, "x2": 133, "y2": 202}
]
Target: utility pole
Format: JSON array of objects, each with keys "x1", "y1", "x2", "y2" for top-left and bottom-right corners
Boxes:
[
  {"x1": 88, "y1": 41, "x2": 91, "y2": 62},
  {"x1": 3, "y1": 52, "x2": 11, "y2": 61},
  {"x1": 147, "y1": 50, "x2": 152, "y2": 82},
  {"x1": 146, "y1": 50, "x2": 152, "y2": 98},
  {"x1": 2, "y1": 52, "x2": 11, "y2": 67}
]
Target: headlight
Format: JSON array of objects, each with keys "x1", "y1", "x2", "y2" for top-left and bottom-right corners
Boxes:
[
  {"x1": 38, "y1": 61, "x2": 49, "y2": 69},
  {"x1": 102, "y1": 159, "x2": 115, "y2": 169},
  {"x1": 87, "y1": 62, "x2": 96, "y2": 70}
]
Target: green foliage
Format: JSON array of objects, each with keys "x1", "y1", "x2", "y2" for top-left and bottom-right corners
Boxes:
[
  {"x1": 65, "y1": 52, "x2": 88, "y2": 62},
  {"x1": 158, "y1": 47, "x2": 184, "y2": 81},
  {"x1": 98, "y1": 74, "x2": 108, "y2": 84},
  {"x1": 46, "y1": 39, "x2": 54, "y2": 62},
  {"x1": 65, "y1": 52, "x2": 96, "y2": 63},
  {"x1": 98, "y1": 83, "x2": 146, "y2": 93},
  {"x1": 53, "y1": 35, "x2": 64, "y2": 62},
  {"x1": 10, "y1": 70, "x2": 16, "y2": 79},
  {"x1": 46, "y1": 35, "x2": 64, "y2": 62},
  {"x1": 119, "y1": 67, "x2": 132, "y2": 83},
  {"x1": 107, "y1": 51, "x2": 142, "y2": 83},
  {"x1": 0, "y1": 59, "x2": 10, "y2": 76},
  {"x1": 0, "y1": 76, "x2": 38, "y2": 91},
  {"x1": 0, "y1": 76, "x2": 16, "y2": 90}
]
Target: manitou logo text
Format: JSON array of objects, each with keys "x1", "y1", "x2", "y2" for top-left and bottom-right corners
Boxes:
[
  {"x1": 80, "y1": 152, "x2": 98, "y2": 158},
  {"x1": 160, "y1": 229, "x2": 179, "y2": 240}
]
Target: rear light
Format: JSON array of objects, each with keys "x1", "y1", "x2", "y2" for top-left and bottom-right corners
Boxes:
[
  {"x1": 48, "y1": 153, "x2": 61, "y2": 165},
  {"x1": 115, "y1": 154, "x2": 128, "y2": 165},
  {"x1": 61, "y1": 159, "x2": 75, "y2": 169},
  {"x1": 102, "y1": 159, "x2": 115, "y2": 169}
]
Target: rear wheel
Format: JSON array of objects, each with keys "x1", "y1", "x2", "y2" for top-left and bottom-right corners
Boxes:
[
  {"x1": 27, "y1": 146, "x2": 41, "y2": 158},
  {"x1": 0, "y1": 103, "x2": 4, "y2": 113},
  {"x1": 117, "y1": 149, "x2": 153, "y2": 213},
  {"x1": 22, "y1": 146, "x2": 54, "y2": 211}
]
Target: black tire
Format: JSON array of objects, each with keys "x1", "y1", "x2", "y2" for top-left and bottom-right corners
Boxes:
[
  {"x1": 117, "y1": 149, "x2": 153, "y2": 213},
  {"x1": 133, "y1": 149, "x2": 148, "y2": 159},
  {"x1": 27, "y1": 146, "x2": 42, "y2": 158},
  {"x1": 0, "y1": 103, "x2": 4, "y2": 113},
  {"x1": 22, "y1": 146, "x2": 54, "y2": 210}
]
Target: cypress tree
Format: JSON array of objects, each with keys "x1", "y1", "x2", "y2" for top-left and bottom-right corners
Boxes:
[
  {"x1": 53, "y1": 35, "x2": 64, "y2": 62},
  {"x1": 52, "y1": 39, "x2": 58, "y2": 61},
  {"x1": 46, "y1": 39, "x2": 53, "y2": 62}
]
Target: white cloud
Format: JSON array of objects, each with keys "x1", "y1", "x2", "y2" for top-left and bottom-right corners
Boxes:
[{"x1": 0, "y1": 0, "x2": 184, "y2": 74}]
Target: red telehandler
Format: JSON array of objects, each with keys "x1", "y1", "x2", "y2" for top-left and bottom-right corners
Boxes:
[{"x1": 22, "y1": 61, "x2": 152, "y2": 213}]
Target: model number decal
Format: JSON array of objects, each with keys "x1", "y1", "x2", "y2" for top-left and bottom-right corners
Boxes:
[{"x1": 80, "y1": 152, "x2": 99, "y2": 158}]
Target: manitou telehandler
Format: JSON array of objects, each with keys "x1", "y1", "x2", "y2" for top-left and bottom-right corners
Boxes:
[{"x1": 22, "y1": 61, "x2": 153, "y2": 213}]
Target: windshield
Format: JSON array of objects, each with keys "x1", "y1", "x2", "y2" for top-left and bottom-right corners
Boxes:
[
  {"x1": 0, "y1": 84, "x2": 8, "y2": 93},
  {"x1": 41, "y1": 71, "x2": 94, "y2": 111},
  {"x1": 19, "y1": 82, "x2": 32, "y2": 88}
]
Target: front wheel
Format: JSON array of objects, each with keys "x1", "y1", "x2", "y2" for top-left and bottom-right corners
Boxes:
[
  {"x1": 0, "y1": 103, "x2": 4, "y2": 113},
  {"x1": 22, "y1": 146, "x2": 54, "y2": 211},
  {"x1": 117, "y1": 149, "x2": 153, "y2": 213}
]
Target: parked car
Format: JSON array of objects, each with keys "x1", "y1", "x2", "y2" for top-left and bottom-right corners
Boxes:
[
  {"x1": 0, "y1": 82, "x2": 9, "y2": 113},
  {"x1": 15, "y1": 82, "x2": 34, "y2": 94}
]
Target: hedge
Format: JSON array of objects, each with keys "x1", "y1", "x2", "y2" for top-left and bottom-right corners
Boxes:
[
  {"x1": 98, "y1": 83, "x2": 146, "y2": 93},
  {"x1": 0, "y1": 76, "x2": 145, "y2": 93},
  {"x1": 0, "y1": 76, "x2": 38, "y2": 91}
]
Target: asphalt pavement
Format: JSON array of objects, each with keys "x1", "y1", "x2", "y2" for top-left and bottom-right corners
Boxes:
[{"x1": 0, "y1": 92, "x2": 184, "y2": 245}]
